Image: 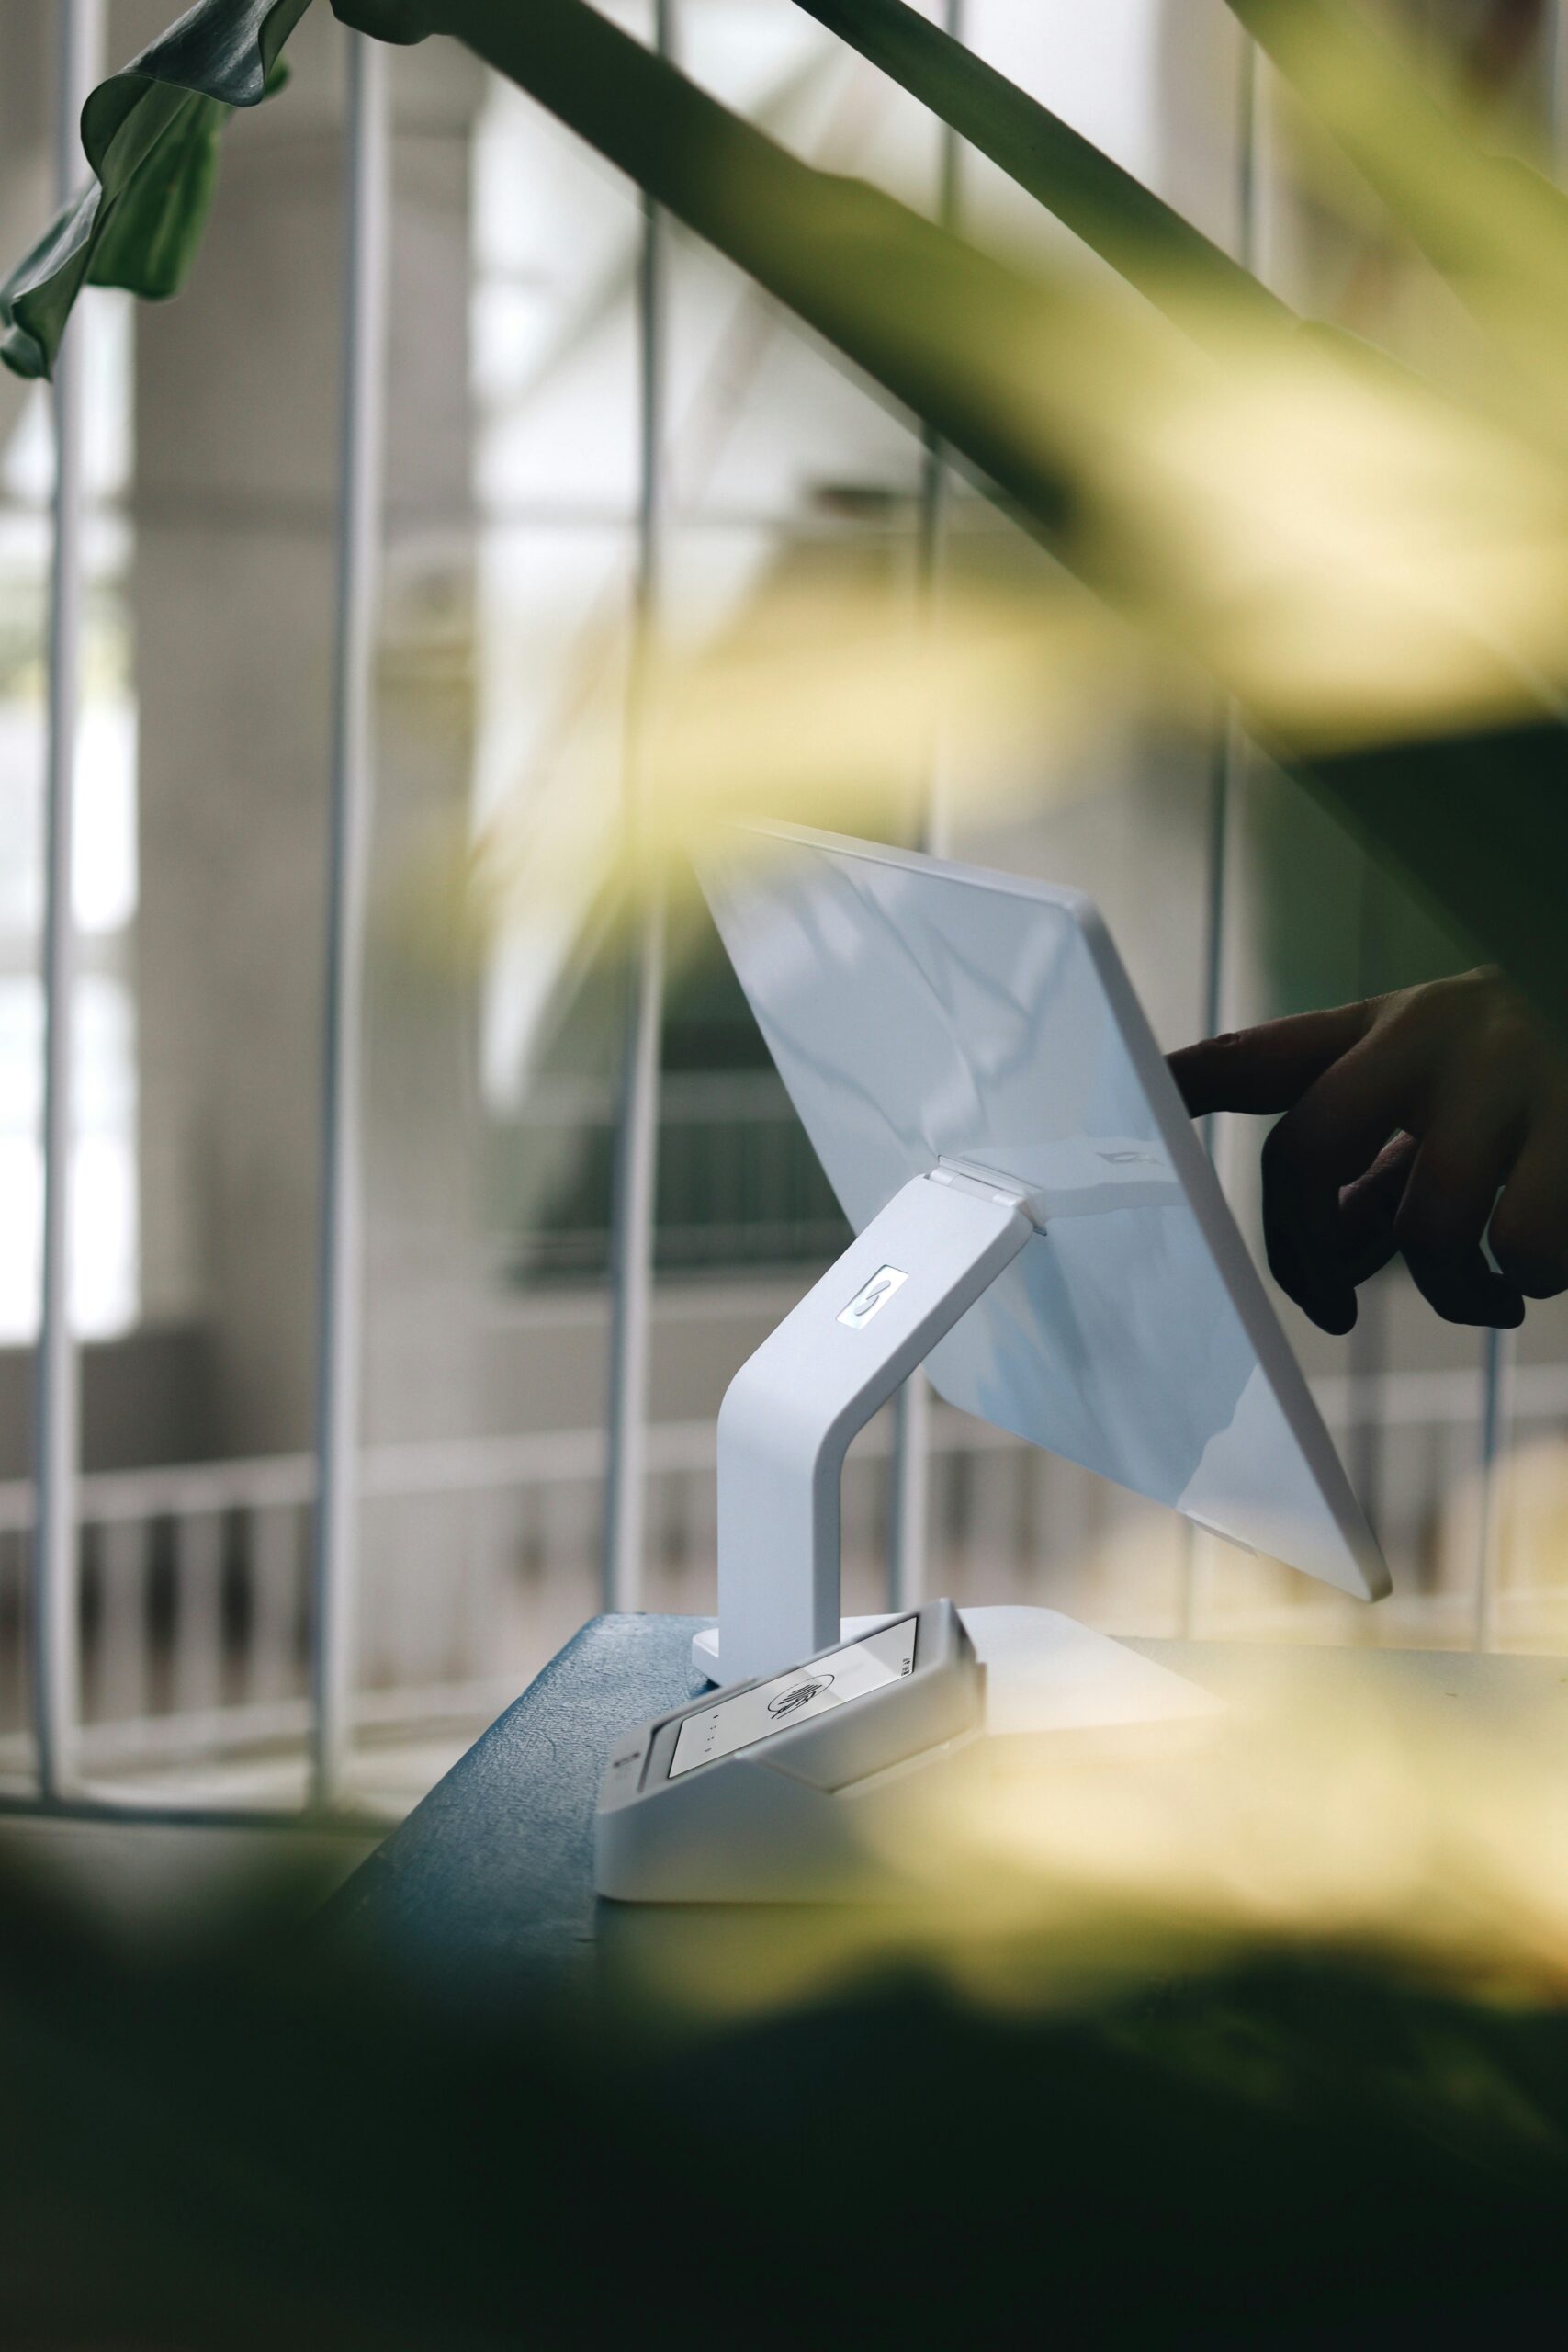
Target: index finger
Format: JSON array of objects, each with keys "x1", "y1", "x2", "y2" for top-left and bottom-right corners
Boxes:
[{"x1": 1168, "y1": 999, "x2": 1380, "y2": 1118}]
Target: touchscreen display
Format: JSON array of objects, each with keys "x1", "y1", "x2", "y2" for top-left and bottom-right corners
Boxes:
[{"x1": 669, "y1": 1616, "x2": 918, "y2": 1779}]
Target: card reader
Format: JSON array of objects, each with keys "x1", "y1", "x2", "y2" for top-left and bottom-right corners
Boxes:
[
  {"x1": 594, "y1": 1600, "x2": 1217, "y2": 1902},
  {"x1": 594, "y1": 1601, "x2": 984, "y2": 1904}
]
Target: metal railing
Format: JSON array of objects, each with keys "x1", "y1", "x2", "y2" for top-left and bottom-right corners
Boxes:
[
  {"x1": 14, "y1": 5, "x2": 1568, "y2": 1827},
  {"x1": 5, "y1": 1359, "x2": 1566, "y2": 1804}
]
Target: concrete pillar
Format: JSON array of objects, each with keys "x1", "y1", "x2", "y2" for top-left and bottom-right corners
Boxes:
[
  {"x1": 132, "y1": 14, "x2": 486, "y2": 1455},
  {"x1": 361, "y1": 40, "x2": 492, "y2": 1449}
]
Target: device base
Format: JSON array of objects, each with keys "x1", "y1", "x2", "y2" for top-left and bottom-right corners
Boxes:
[{"x1": 692, "y1": 1604, "x2": 1215, "y2": 1735}]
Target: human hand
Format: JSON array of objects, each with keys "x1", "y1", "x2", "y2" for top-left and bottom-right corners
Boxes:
[{"x1": 1168, "y1": 967, "x2": 1568, "y2": 1333}]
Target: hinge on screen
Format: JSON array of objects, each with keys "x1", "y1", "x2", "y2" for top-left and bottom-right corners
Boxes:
[{"x1": 930, "y1": 1157, "x2": 1045, "y2": 1230}]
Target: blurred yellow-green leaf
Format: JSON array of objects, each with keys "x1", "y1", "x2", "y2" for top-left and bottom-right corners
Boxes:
[
  {"x1": 7, "y1": 0, "x2": 1568, "y2": 1029},
  {"x1": 791, "y1": 0, "x2": 1295, "y2": 347},
  {"x1": 1226, "y1": 0, "x2": 1568, "y2": 424},
  {"x1": 443, "y1": 0, "x2": 1568, "y2": 1023}
]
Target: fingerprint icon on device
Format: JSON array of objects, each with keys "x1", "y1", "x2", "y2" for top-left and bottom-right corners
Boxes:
[{"x1": 767, "y1": 1674, "x2": 833, "y2": 1718}]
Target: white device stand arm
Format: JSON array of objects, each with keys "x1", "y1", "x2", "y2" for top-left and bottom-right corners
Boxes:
[{"x1": 710, "y1": 1169, "x2": 1035, "y2": 1686}]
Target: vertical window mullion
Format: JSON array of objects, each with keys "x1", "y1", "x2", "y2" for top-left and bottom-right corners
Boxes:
[
  {"x1": 310, "y1": 27, "x2": 390, "y2": 1808},
  {"x1": 32, "y1": 0, "x2": 106, "y2": 1804},
  {"x1": 1473, "y1": 0, "x2": 1568, "y2": 1654},
  {"x1": 889, "y1": 0, "x2": 969, "y2": 1617},
  {"x1": 602, "y1": 0, "x2": 675, "y2": 1618},
  {"x1": 1179, "y1": 28, "x2": 1260, "y2": 1644}
]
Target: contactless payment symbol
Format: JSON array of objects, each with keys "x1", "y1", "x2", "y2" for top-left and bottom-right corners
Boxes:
[
  {"x1": 838, "y1": 1264, "x2": 908, "y2": 1330},
  {"x1": 767, "y1": 1674, "x2": 833, "y2": 1718}
]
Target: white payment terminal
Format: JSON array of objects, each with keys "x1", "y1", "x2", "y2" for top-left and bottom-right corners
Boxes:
[
  {"x1": 592, "y1": 823, "x2": 1386, "y2": 1905},
  {"x1": 594, "y1": 1602, "x2": 983, "y2": 1904},
  {"x1": 593, "y1": 1600, "x2": 1214, "y2": 1902},
  {"x1": 694, "y1": 821, "x2": 1386, "y2": 1694}
]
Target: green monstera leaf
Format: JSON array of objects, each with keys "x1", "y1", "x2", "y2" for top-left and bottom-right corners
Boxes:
[
  {"x1": 329, "y1": 0, "x2": 438, "y2": 35},
  {"x1": 83, "y1": 89, "x2": 231, "y2": 303},
  {"x1": 0, "y1": 0, "x2": 314, "y2": 379}
]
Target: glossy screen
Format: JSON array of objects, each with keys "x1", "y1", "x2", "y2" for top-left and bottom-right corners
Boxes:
[{"x1": 700, "y1": 826, "x2": 1387, "y2": 1601}]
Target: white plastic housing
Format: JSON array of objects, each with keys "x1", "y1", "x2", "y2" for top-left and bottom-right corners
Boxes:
[{"x1": 715, "y1": 1169, "x2": 1032, "y2": 1688}]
